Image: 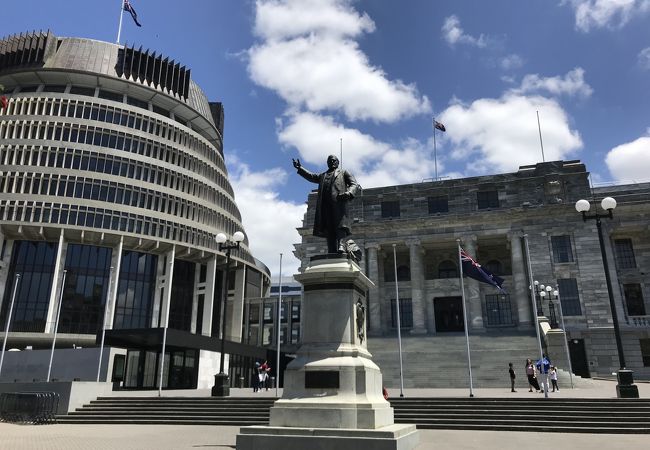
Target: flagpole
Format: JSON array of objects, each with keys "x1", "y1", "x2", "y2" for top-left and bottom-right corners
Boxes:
[
  {"x1": 0, "y1": 274, "x2": 21, "y2": 378},
  {"x1": 275, "y1": 253, "x2": 283, "y2": 397},
  {"x1": 116, "y1": 0, "x2": 124, "y2": 44},
  {"x1": 457, "y1": 240, "x2": 474, "y2": 398},
  {"x1": 392, "y1": 244, "x2": 405, "y2": 398},
  {"x1": 432, "y1": 119, "x2": 438, "y2": 181},
  {"x1": 523, "y1": 233, "x2": 548, "y2": 398},
  {"x1": 536, "y1": 111, "x2": 545, "y2": 163}
]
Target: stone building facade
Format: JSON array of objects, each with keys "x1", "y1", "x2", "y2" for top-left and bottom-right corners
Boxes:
[
  {"x1": 0, "y1": 31, "x2": 271, "y2": 389},
  {"x1": 294, "y1": 160, "x2": 650, "y2": 379}
]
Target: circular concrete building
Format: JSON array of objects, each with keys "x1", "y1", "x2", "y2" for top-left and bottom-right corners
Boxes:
[{"x1": 0, "y1": 31, "x2": 270, "y2": 389}]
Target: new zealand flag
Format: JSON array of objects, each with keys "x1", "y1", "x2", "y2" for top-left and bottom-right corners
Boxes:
[
  {"x1": 123, "y1": 0, "x2": 142, "y2": 27},
  {"x1": 460, "y1": 248, "x2": 505, "y2": 292}
]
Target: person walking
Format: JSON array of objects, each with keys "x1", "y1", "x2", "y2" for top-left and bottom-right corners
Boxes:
[
  {"x1": 260, "y1": 360, "x2": 271, "y2": 391},
  {"x1": 525, "y1": 358, "x2": 540, "y2": 392},
  {"x1": 550, "y1": 365, "x2": 559, "y2": 392},
  {"x1": 252, "y1": 361, "x2": 261, "y2": 392},
  {"x1": 509, "y1": 362, "x2": 516, "y2": 392}
]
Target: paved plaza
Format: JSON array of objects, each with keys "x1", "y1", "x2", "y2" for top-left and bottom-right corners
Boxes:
[{"x1": 1, "y1": 379, "x2": 649, "y2": 450}]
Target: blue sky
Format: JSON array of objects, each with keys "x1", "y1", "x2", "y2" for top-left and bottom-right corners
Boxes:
[{"x1": 4, "y1": 0, "x2": 650, "y2": 277}]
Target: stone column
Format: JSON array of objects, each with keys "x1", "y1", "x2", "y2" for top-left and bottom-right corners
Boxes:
[
  {"x1": 509, "y1": 232, "x2": 531, "y2": 328},
  {"x1": 365, "y1": 243, "x2": 382, "y2": 336},
  {"x1": 406, "y1": 239, "x2": 427, "y2": 334},
  {"x1": 105, "y1": 236, "x2": 123, "y2": 330},
  {"x1": 201, "y1": 255, "x2": 218, "y2": 337},
  {"x1": 463, "y1": 236, "x2": 484, "y2": 331},
  {"x1": 229, "y1": 264, "x2": 246, "y2": 342},
  {"x1": 45, "y1": 230, "x2": 66, "y2": 333}
]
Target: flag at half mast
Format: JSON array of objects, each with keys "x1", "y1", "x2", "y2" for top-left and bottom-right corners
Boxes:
[
  {"x1": 433, "y1": 119, "x2": 446, "y2": 132},
  {"x1": 460, "y1": 248, "x2": 505, "y2": 292},
  {"x1": 123, "y1": 0, "x2": 142, "y2": 27}
]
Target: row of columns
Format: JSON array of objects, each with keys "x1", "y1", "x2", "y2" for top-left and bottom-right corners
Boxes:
[
  {"x1": 0, "y1": 233, "x2": 247, "y2": 344},
  {"x1": 364, "y1": 233, "x2": 533, "y2": 335}
]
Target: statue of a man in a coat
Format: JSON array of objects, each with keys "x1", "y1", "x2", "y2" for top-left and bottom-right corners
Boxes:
[{"x1": 292, "y1": 155, "x2": 360, "y2": 254}]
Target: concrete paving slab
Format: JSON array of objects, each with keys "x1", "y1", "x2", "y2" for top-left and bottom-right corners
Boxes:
[{"x1": 0, "y1": 423, "x2": 648, "y2": 450}]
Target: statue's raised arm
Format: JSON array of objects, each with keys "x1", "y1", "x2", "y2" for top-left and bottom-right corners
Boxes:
[{"x1": 292, "y1": 155, "x2": 359, "y2": 254}]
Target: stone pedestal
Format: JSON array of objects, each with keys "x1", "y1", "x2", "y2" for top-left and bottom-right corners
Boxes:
[{"x1": 237, "y1": 256, "x2": 418, "y2": 450}]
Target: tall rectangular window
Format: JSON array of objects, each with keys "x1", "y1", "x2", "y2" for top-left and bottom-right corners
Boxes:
[
  {"x1": 390, "y1": 298, "x2": 413, "y2": 328},
  {"x1": 623, "y1": 284, "x2": 646, "y2": 316},
  {"x1": 428, "y1": 195, "x2": 449, "y2": 214},
  {"x1": 557, "y1": 278, "x2": 582, "y2": 316},
  {"x1": 551, "y1": 235, "x2": 574, "y2": 263},
  {"x1": 381, "y1": 200, "x2": 400, "y2": 218},
  {"x1": 477, "y1": 190, "x2": 499, "y2": 209},
  {"x1": 614, "y1": 239, "x2": 636, "y2": 269}
]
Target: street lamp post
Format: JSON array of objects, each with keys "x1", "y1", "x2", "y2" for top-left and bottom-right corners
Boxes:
[
  {"x1": 212, "y1": 231, "x2": 245, "y2": 397},
  {"x1": 575, "y1": 197, "x2": 638, "y2": 398}
]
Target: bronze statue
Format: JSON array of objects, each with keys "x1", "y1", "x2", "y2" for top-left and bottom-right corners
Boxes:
[{"x1": 293, "y1": 155, "x2": 360, "y2": 254}]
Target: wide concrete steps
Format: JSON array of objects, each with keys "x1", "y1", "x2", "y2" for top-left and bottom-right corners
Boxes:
[
  {"x1": 391, "y1": 398, "x2": 650, "y2": 433},
  {"x1": 57, "y1": 397, "x2": 650, "y2": 433},
  {"x1": 56, "y1": 397, "x2": 274, "y2": 425},
  {"x1": 368, "y1": 333, "x2": 589, "y2": 388}
]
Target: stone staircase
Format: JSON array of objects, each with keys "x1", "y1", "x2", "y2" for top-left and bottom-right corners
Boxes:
[
  {"x1": 391, "y1": 398, "x2": 650, "y2": 433},
  {"x1": 56, "y1": 396, "x2": 650, "y2": 433},
  {"x1": 367, "y1": 332, "x2": 591, "y2": 388},
  {"x1": 57, "y1": 397, "x2": 273, "y2": 425}
]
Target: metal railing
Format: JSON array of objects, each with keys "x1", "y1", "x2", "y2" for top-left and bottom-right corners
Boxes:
[{"x1": 0, "y1": 392, "x2": 59, "y2": 424}]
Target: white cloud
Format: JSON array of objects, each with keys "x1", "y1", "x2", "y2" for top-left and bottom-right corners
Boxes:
[
  {"x1": 511, "y1": 68, "x2": 593, "y2": 98},
  {"x1": 254, "y1": 0, "x2": 375, "y2": 40},
  {"x1": 638, "y1": 47, "x2": 650, "y2": 69},
  {"x1": 442, "y1": 15, "x2": 487, "y2": 48},
  {"x1": 605, "y1": 135, "x2": 650, "y2": 182},
  {"x1": 500, "y1": 54, "x2": 524, "y2": 71},
  {"x1": 248, "y1": 1, "x2": 430, "y2": 122},
  {"x1": 438, "y1": 94, "x2": 583, "y2": 173},
  {"x1": 563, "y1": 0, "x2": 650, "y2": 32},
  {"x1": 227, "y1": 155, "x2": 307, "y2": 277},
  {"x1": 277, "y1": 112, "x2": 441, "y2": 188}
]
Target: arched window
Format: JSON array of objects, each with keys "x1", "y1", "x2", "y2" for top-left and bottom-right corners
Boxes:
[
  {"x1": 438, "y1": 260, "x2": 458, "y2": 279},
  {"x1": 484, "y1": 259, "x2": 503, "y2": 276}
]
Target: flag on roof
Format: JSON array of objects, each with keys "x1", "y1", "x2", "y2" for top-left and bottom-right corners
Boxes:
[
  {"x1": 433, "y1": 119, "x2": 446, "y2": 132},
  {"x1": 123, "y1": 0, "x2": 142, "y2": 27},
  {"x1": 460, "y1": 248, "x2": 505, "y2": 292}
]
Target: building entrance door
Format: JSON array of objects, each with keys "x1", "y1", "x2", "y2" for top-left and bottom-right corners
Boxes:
[
  {"x1": 568, "y1": 339, "x2": 590, "y2": 378},
  {"x1": 434, "y1": 297, "x2": 464, "y2": 332}
]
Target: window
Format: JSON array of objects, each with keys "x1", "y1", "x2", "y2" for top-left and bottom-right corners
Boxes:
[
  {"x1": 551, "y1": 235, "x2": 574, "y2": 263},
  {"x1": 484, "y1": 260, "x2": 503, "y2": 276},
  {"x1": 477, "y1": 190, "x2": 499, "y2": 209},
  {"x1": 624, "y1": 284, "x2": 645, "y2": 316},
  {"x1": 641, "y1": 339, "x2": 650, "y2": 367},
  {"x1": 485, "y1": 294, "x2": 513, "y2": 326},
  {"x1": 438, "y1": 260, "x2": 458, "y2": 279},
  {"x1": 70, "y1": 86, "x2": 96, "y2": 97},
  {"x1": 614, "y1": 239, "x2": 636, "y2": 269},
  {"x1": 98, "y1": 90, "x2": 123, "y2": 102},
  {"x1": 390, "y1": 298, "x2": 413, "y2": 329},
  {"x1": 428, "y1": 195, "x2": 448, "y2": 214},
  {"x1": 381, "y1": 200, "x2": 400, "y2": 218},
  {"x1": 557, "y1": 278, "x2": 582, "y2": 316}
]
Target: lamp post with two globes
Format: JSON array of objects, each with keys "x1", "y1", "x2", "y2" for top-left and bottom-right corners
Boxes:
[
  {"x1": 575, "y1": 196, "x2": 638, "y2": 398},
  {"x1": 211, "y1": 231, "x2": 245, "y2": 397}
]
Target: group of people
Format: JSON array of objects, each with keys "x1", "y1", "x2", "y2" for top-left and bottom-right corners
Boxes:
[
  {"x1": 252, "y1": 360, "x2": 271, "y2": 392},
  {"x1": 509, "y1": 357, "x2": 559, "y2": 393}
]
